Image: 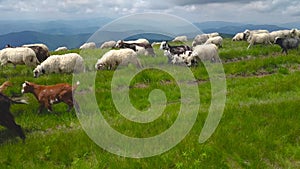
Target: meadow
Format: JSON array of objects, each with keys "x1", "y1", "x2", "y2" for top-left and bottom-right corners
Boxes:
[{"x1": 1, "y1": 39, "x2": 300, "y2": 168}]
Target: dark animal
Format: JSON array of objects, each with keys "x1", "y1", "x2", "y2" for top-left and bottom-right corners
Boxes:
[
  {"x1": 21, "y1": 81, "x2": 80, "y2": 113},
  {"x1": 26, "y1": 46, "x2": 50, "y2": 63},
  {"x1": 274, "y1": 37, "x2": 300, "y2": 55},
  {"x1": 0, "y1": 93, "x2": 26, "y2": 140},
  {"x1": 116, "y1": 40, "x2": 156, "y2": 57},
  {"x1": 160, "y1": 41, "x2": 192, "y2": 56}
]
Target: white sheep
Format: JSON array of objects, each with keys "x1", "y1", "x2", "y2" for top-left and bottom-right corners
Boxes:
[
  {"x1": 33, "y1": 53, "x2": 84, "y2": 78},
  {"x1": 0, "y1": 47, "x2": 39, "y2": 67},
  {"x1": 184, "y1": 44, "x2": 219, "y2": 66},
  {"x1": 192, "y1": 34, "x2": 209, "y2": 47},
  {"x1": 269, "y1": 30, "x2": 293, "y2": 43},
  {"x1": 290, "y1": 28, "x2": 300, "y2": 38},
  {"x1": 172, "y1": 36, "x2": 188, "y2": 42},
  {"x1": 95, "y1": 49, "x2": 142, "y2": 70},
  {"x1": 100, "y1": 41, "x2": 117, "y2": 49},
  {"x1": 232, "y1": 32, "x2": 245, "y2": 41},
  {"x1": 243, "y1": 29, "x2": 269, "y2": 40},
  {"x1": 204, "y1": 36, "x2": 223, "y2": 48},
  {"x1": 247, "y1": 33, "x2": 272, "y2": 49},
  {"x1": 22, "y1": 43, "x2": 49, "y2": 51},
  {"x1": 207, "y1": 32, "x2": 219, "y2": 38},
  {"x1": 79, "y1": 42, "x2": 96, "y2": 50},
  {"x1": 115, "y1": 38, "x2": 150, "y2": 47},
  {"x1": 55, "y1": 46, "x2": 68, "y2": 52}
]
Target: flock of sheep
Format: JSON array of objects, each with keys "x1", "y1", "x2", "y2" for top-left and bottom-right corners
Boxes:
[{"x1": 0, "y1": 27, "x2": 300, "y2": 141}]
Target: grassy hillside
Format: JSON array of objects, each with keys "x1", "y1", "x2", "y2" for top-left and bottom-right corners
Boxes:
[{"x1": 1, "y1": 39, "x2": 300, "y2": 168}]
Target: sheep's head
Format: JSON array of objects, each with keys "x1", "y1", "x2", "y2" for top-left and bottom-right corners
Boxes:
[
  {"x1": 95, "y1": 61, "x2": 106, "y2": 70},
  {"x1": 33, "y1": 65, "x2": 44, "y2": 78},
  {"x1": 274, "y1": 37, "x2": 283, "y2": 44},
  {"x1": 160, "y1": 41, "x2": 169, "y2": 50}
]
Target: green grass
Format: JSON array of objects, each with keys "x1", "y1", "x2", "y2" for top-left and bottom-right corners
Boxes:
[{"x1": 1, "y1": 39, "x2": 300, "y2": 168}]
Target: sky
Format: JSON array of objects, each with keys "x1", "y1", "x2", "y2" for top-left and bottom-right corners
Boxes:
[{"x1": 0, "y1": 0, "x2": 300, "y2": 24}]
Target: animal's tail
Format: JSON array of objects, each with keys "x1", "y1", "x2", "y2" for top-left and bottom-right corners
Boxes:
[{"x1": 10, "y1": 97, "x2": 29, "y2": 104}]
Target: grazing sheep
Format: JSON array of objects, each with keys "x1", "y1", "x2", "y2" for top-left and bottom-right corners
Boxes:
[
  {"x1": 172, "y1": 36, "x2": 188, "y2": 42},
  {"x1": 95, "y1": 49, "x2": 142, "y2": 70},
  {"x1": 55, "y1": 46, "x2": 68, "y2": 52},
  {"x1": 192, "y1": 34, "x2": 209, "y2": 47},
  {"x1": 184, "y1": 44, "x2": 219, "y2": 66},
  {"x1": 0, "y1": 47, "x2": 39, "y2": 67},
  {"x1": 232, "y1": 32, "x2": 245, "y2": 41},
  {"x1": 0, "y1": 81, "x2": 12, "y2": 93},
  {"x1": 204, "y1": 36, "x2": 223, "y2": 48},
  {"x1": 274, "y1": 37, "x2": 300, "y2": 55},
  {"x1": 80, "y1": 42, "x2": 96, "y2": 50},
  {"x1": 290, "y1": 29, "x2": 300, "y2": 38},
  {"x1": 100, "y1": 41, "x2": 117, "y2": 49},
  {"x1": 247, "y1": 33, "x2": 272, "y2": 49},
  {"x1": 33, "y1": 53, "x2": 84, "y2": 78}
]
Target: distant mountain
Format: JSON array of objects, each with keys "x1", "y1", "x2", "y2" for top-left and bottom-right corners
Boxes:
[
  {"x1": 0, "y1": 31, "x2": 91, "y2": 50},
  {"x1": 0, "y1": 17, "x2": 112, "y2": 35}
]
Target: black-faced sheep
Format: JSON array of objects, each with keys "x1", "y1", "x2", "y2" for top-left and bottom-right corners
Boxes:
[
  {"x1": 274, "y1": 37, "x2": 300, "y2": 55},
  {"x1": 95, "y1": 49, "x2": 142, "y2": 70}
]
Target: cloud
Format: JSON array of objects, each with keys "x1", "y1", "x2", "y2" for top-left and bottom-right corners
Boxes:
[{"x1": 0, "y1": 0, "x2": 299, "y2": 24}]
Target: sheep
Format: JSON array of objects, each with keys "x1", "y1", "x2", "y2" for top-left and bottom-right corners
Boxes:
[
  {"x1": 232, "y1": 32, "x2": 245, "y2": 41},
  {"x1": 247, "y1": 33, "x2": 272, "y2": 50},
  {"x1": 269, "y1": 30, "x2": 293, "y2": 43},
  {"x1": 116, "y1": 38, "x2": 150, "y2": 45},
  {"x1": 33, "y1": 53, "x2": 84, "y2": 78},
  {"x1": 243, "y1": 29, "x2": 269, "y2": 40},
  {"x1": 160, "y1": 41, "x2": 191, "y2": 56},
  {"x1": 207, "y1": 32, "x2": 219, "y2": 38},
  {"x1": 0, "y1": 47, "x2": 39, "y2": 67},
  {"x1": 274, "y1": 37, "x2": 300, "y2": 55},
  {"x1": 172, "y1": 36, "x2": 188, "y2": 42},
  {"x1": 95, "y1": 49, "x2": 142, "y2": 70},
  {"x1": 116, "y1": 40, "x2": 156, "y2": 57},
  {"x1": 100, "y1": 41, "x2": 117, "y2": 49},
  {"x1": 184, "y1": 44, "x2": 219, "y2": 67},
  {"x1": 79, "y1": 42, "x2": 96, "y2": 50},
  {"x1": 27, "y1": 46, "x2": 50, "y2": 63},
  {"x1": 55, "y1": 46, "x2": 68, "y2": 52},
  {"x1": 204, "y1": 36, "x2": 223, "y2": 48},
  {"x1": 290, "y1": 28, "x2": 300, "y2": 38},
  {"x1": 192, "y1": 34, "x2": 209, "y2": 47}
]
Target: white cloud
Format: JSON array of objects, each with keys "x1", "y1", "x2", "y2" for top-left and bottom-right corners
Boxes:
[{"x1": 0, "y1": 0, "x2": 299, "y2": 24}]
